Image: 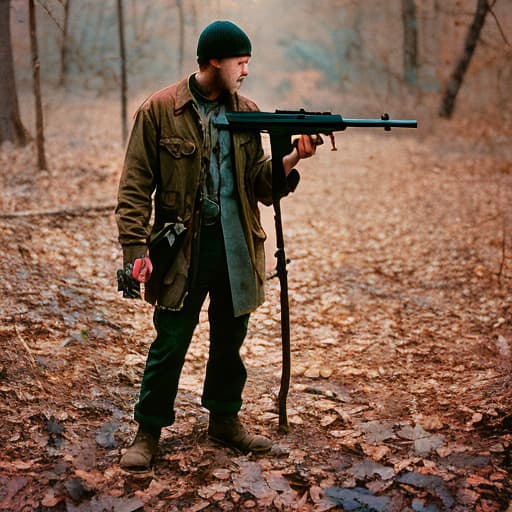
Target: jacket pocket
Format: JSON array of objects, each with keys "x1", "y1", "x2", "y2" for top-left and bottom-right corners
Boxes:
[
  {"x1": 158, "y1": 135, "x2": 198, "y2": 220},
  {"x1": 159, "y1": 136, "x2": 196, "y2": 158}
]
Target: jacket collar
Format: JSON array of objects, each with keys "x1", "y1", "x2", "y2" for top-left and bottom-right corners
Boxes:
[
  {"x1": 174, "y1": 74, "x2": 238, "y2": 114},
  {"x1": 174, "y1": 75, "x2": 195, "y2": 113}
]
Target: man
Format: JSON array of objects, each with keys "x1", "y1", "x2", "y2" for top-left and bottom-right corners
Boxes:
[{"x1": 116, "y1": 20, "x2": 318, "y2": 470}]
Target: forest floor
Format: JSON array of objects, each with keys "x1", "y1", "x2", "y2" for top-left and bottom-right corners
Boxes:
[{"x1": 0, "y1": 93, "x2": 512, "y2": 512}]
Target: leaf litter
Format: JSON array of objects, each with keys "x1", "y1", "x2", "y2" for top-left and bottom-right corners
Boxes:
[{"x1": 0, "y1": 95, "x2": 511, "y2": 510}]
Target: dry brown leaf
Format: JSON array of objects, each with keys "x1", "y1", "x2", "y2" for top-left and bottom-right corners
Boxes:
[
  {"x1": 320, "y1": 367, "x2": 333, "y2": 378},
  {"x1": 418, "y1": 415, "x2": 444, "y2": 431},
  {"x1": 329, "y1": 429, "x2": 360, "y2": 439},
  {"x1": 361, "y1": 443, "x2": 391, "y2": 462},
  {"x1": 467, "y1": 412, "x2": 483, "y2": 426},
  {"x1": 456, "y1": 487, "x2": 481, "y2": 507},
  {"x1": 315, "y1": 399, "x2": 338, "y2": 411},
  {"x1": 289, "y1": 415, "x2": 304, "y2": 425},
  {"x1": 293, "y1": 365, "x2": 307, "y2": 376},
  {"x1": 73, "y1": 469, "x2": 105, "y2": 489},
  {"x1": 320, "y1": 414, "x2": 339, "y2": 427},
  {"x1": 41, "y1": 490, "x2": 64, "y2": 508},
  {"x1": 212, "y1": 468, "x2": 231, "y2": 480},
  {"x1": 465, "y1": 474, "x2": 493, "y2": 487},
  {"x1": 393, "y1": 458, "x2": 421, "y2": 473},
  {"x1": 184, "y1": 500, "x2": 211, "y2": 512},
  {"x1": 304, "y1": 366, "x2": 321, "y2": 379},
  {"x1": 309, "y1": 485, "x2": 324, "y2": 504},
  {"x1": 436, "y1": 446, "x2": 454, "y2": 457},
  {"x1": 198, "y1": 482, "x2": 230, "y2": 499}
]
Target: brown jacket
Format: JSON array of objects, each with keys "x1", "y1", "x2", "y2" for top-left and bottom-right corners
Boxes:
[{"x1": 116, "y1": 76, "x2": 298, "y2": 310}]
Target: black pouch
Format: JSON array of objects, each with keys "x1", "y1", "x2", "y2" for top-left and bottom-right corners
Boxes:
[
  {"x1": 148, "y1": 222, "x2": 187, "y2": 284},
  {"x1": 117, "y1": 263, "x2": 141, "y2": 299}
]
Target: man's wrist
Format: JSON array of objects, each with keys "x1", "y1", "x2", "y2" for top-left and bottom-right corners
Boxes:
[
  {"x1": 122, "y1": 244, "x2": 148, "y2": 267},
  {"x1": 282, "y1": 148, "x2": 300, "y2": 176}
]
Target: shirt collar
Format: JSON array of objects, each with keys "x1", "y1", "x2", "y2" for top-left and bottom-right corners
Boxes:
[{"x1": 175, "y1": 74, "x2": 237, "y2": 113}]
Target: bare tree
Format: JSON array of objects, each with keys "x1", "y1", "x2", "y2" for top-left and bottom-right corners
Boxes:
[
  {"x1": 401, "y1": 0, "x2": 418, "y2": 86},
  {"x1": 58, "y1": 0, "x2": 71, "y2": 87},
  {"x1": 0, "y1": 0, "x2": 31, "y2": 147},
  {"x1": 439, "y1": 0, "x2": 492, "y2": 118},
  {"x1": 29, "y1": 0, "x2": 48, "y2": 170},
  {"x1": 117, "y1": 0, "x2": 128, "y2": 144}
]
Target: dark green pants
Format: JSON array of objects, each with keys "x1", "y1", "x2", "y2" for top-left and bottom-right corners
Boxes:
[{"x1": 134, "y1": 222, "x2": 250, "y2": 428}]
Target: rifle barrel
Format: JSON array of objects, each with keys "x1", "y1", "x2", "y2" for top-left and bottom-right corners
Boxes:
[
  {"x1": 342, "y1": 118, "x2": 417, "y2": 128},
  {"x1": 218, "y1": 112, "x2": 417, "y2": 131}
]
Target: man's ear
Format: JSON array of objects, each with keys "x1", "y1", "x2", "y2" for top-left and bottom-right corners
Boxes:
[{"x1": 210, "y1": 58, "x2": 222, "y2": 69}]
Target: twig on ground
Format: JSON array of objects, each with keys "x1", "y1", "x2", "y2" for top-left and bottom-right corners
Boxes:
[
  {"x1": 0, "y1": 204, "x2": 116, "y2": 219},
  {"x1": 13, "y1": 324, "x2": 46, "y2": 392}
]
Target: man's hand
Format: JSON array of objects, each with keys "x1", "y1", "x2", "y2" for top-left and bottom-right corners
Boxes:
[
  {"x1": 296, "y1": 134, "x2": 323, "y2": 158},
  {"x1": 116, "y1": 254, "x2": 153, "y2": 299},
  {"x1": 282, "y1": 134, "x2": 322, "y2": 176}
]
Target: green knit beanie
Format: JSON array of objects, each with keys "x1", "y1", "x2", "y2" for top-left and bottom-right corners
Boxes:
[{"x1": 197, "y1": 20, "x2": 252, "y2": 62}]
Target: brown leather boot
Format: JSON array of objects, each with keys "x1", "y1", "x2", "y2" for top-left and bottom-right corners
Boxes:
[
  {"x1": 119, "y1": 429, "x2": 159, "y2": 471},
  {"x1": 208, "y1": 413, "x2": 272, "y2": 454}
]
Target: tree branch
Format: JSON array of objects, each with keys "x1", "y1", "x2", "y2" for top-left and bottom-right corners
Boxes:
[
  {"x1": 487, "y1": 1, "x2": 511, "y2": 47},
  {"x1": 36, "y1": 0, "x2": 65, "y2": 33}
]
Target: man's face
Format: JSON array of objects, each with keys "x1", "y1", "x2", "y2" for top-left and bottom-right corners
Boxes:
[{"x1": 213, "y1": 56, "x2": 250, "y2": 94}]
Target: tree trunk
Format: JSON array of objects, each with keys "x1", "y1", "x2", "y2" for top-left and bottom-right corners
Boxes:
[
  {"x1": 401, "y1": 0, "x2": 418, "y2": 86},
  {"x1": 58, "y1": 0, "x2": 71, "y2": 87},
  {"x1": 29, "y1": 0, "x2": 48, "y2": 170},
  {"x1": 439, "y1": 0, "x2": 491, "y2": 118},
  {"x1": 0, "y1": 0, "x2": 31, "y2": 146},
  {"x1": 117, "y1": 0, "x2": 128, "y2": 144}
]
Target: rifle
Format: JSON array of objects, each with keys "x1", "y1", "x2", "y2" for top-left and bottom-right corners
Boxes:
[{"x1": 215, "y1": 109, "x2": 417, "y2": 430}]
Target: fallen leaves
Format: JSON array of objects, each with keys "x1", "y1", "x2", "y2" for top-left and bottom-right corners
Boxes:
[
  {"x1": 348, "y1": 460, "x2": 395, "y2": 481},
  {"x1": 0, "y1": 95, "x2": 511, "y2": 511},
  {"x1": 321, "y1": 486, "x2": 390, "y2": 512},
  {"x1": 396, "y1": 423, "x2": 445, "y2": 456},
  {"x1": 361, "y1": 444, "x2": 391, "y2": 462},
  {"x1": 398, "y1": 471, "x2": 455, "y2": 509}
]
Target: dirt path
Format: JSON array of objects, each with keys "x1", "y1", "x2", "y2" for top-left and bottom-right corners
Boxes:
[{"x1": 0, "y1": 99, "x2": 511, "y2": 511}]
